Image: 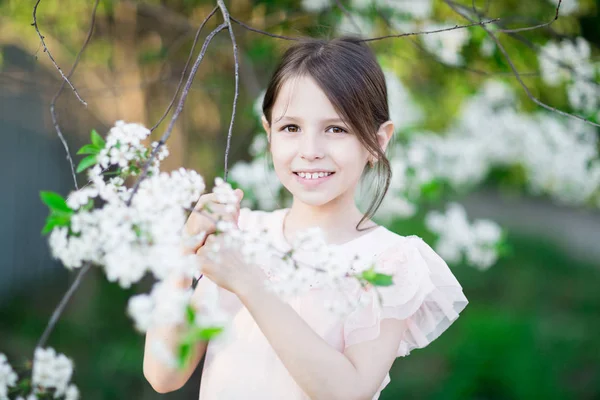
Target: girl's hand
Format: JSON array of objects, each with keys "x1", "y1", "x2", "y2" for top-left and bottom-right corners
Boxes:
[
  {"x1": 195, "y1": 234, "x2": 268, "y2": 296},
  {"x1": 182, "y1": 188, "x2": 244, "y2": 255}
]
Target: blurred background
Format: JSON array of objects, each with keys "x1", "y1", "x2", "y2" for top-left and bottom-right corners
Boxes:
[{"x1": 1, "y1": 0, "x2": 599, "y2": 399}]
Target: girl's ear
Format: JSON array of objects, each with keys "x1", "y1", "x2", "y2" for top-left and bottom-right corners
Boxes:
[
  {"x1": 376, "y1": 120, "x2": 394, "y2": 154},
  {"x1": 261, "y1": 115, "x2": 271, "y2": 142}
]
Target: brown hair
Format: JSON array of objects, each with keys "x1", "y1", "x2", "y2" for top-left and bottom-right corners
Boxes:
[{"x1": 262, "y1": 35, "x2": 392, "y2": 232}]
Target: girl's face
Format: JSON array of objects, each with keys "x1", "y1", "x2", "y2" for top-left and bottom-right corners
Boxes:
[{"x1": 261, "y1": 75, "x2": 372, "y2": 208}]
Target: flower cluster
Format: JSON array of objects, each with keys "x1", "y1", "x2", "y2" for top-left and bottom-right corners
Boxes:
[
  {"x1": 0, "y1": 353, "x2": 17, "y2": 400},
  {"x1": 538, "y1": 37, "x2": 600, "y2": 116},
  {"x1": 127, "y1": 279, "x2": 194, "y2": 332},
  {"x1": 376, "y1": 79, "x2": 600, "y2": 220},
  {"x1": 421, "y1": 22, "x2": 470, "y2": 66},
  {"x1": 97, "y1": 121, "x2": 169, "y2": 176},
  {"x1": 0, "y1": 349, "x2": 79, "y2": 400},
  {"x1": 31, "y1": 348, "x2": 78, "y2": 400},
  {"x1": 47, "y1": 123, "x2": 205, "y2": 288},
  {"x1": 425, "y1": 203, "x2": 504, "y2": 270}
]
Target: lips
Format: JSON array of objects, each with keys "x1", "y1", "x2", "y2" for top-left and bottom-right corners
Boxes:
[{"x1": 293, "y1": 171, "x2": 335, "y2": 186}]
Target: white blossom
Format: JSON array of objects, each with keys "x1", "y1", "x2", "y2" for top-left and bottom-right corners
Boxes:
[
  {"x1": 0, "y1": 353, "x2": 17, "y2": 400},
  {"x1": 384, "y1": 69, "x2": 422, "y2": 131},
  {"x1": 336, "y1": 13, "x2": 375, "y2": 36},
  {"x1": 229, "y1": 157, "x2": 281, "y2": 210},
  {"x1": 31, "y1": 348, "x2": 74, "y2": 397},
  {"x1": 567, "y1": 78, "x2": 600, "y2": 114},
  {"x1": 249, "y1": 133, "x2": 268, "y2": 157},
  {"x1": 380, "y1": 0, "x2": 433, "y2": 19},
  {"x1": 480, "y1": 37, "x2": 495, "y2": 57},
  {"x1": 421, "y1": 22, "x2": 470, "y2": 66},
  {"x1": 127, "y1": 281, "x2": 192, "y2": 332},
  {"x1": 549, "y1": 0, "x2": 579, "y2": 15},
  {"x1": 301, "y1": 0, "x2": 330, "y2": 12},
  {"x1": 426, "y1": 203, "x2": 503, "y2": 270},
  {"x1": 539, "y1": 37, "x2": 592, "y2": 86},
  {"x1": 64, "y1": 384, "x2": 79, "y2": 400}
]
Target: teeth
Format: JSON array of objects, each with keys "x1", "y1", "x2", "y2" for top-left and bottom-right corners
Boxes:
[{"x1": 298, "y1": 172, "x2": 332, "y2": 179}]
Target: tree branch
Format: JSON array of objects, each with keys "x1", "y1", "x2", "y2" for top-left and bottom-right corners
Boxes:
[
  {"x1": 50, "y1": 0, "x2": 100, "y2": 190},
  {"x1": 444, "y1": 0, "x2": 600, "y2": 128},
  {"x1": 217, "y1": 0, "x2": 240, "y2": 182},
  {"x1": 36, "y1": 264, "x2": 92, "y2": 349},
  {"x1": 32, "y1": 0, "x2": 87, "y2": 106},
  {"x1": 359, "y1": 18, "x2": 500, "y2": 43},
  {"x1": 150, "y1": 5, "x2": 219, "y2": 132},
  {"x1": 497, "y1": 0, "x2": 562, "y2": 33},
  {"x1": 127, "y1": 22, "x2": 228, "y2": 205}
]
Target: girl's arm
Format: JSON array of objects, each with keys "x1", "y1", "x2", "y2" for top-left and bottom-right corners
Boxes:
[
  {"x1": 236, "y1": 284, "x2": 406, "y2": 400},
  {"x1": 142, "y1": 275, "x2": 208, "y2": 393}
]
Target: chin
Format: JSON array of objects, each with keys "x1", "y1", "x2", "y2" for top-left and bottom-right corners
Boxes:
[{"x1": 293, "y1": 190, "x2": 341, "y2": 207}]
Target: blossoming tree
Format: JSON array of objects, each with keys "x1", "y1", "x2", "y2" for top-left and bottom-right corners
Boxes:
[{"x1": 1, "y1": 0, "x2": 599, "y2": 398}]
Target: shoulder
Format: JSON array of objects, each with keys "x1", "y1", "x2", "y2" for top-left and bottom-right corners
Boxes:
[{"x1": 343, "y1": 233, "x2": 469, "y2": 358}]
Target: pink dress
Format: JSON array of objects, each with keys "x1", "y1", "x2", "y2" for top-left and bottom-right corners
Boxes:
[{"x1": 197, "y1": 207, "x2": 469, "y2": 399}]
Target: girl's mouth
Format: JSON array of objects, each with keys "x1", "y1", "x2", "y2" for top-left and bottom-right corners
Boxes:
[{"x1": 293, "y1": 172, "x2": 335, "y2": 187}]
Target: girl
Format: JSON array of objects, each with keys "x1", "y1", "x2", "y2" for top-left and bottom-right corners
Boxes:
[{"x1": 143, "y1": 36, "x2": 468, "y2": 400}]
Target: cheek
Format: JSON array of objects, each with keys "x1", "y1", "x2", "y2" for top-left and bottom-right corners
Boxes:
[
  {"x1": 270, "y1": 141, "x2": 295, "y2": 168},
  {"x1": 334, "y1": 145, "x2": 368, "y2": 169}
]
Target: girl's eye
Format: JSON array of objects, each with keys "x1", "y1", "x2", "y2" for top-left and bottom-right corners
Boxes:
[
  {"x1": 327, "y1": 126, "x2": 348, "y2": 134},
  {"x1": 282, "y1": 124, "x2": 300, "y2": 133},
  {"x1": 279, "y1": 125, "x2": 349, "y2": 134}
]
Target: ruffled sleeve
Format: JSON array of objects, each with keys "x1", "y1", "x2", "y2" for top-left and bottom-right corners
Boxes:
[{"x1": 343, "y1": 235, "x2": 468, "y2": 357}]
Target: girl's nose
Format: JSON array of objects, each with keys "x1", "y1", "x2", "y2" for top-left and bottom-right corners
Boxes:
[{"x1": 299, "y1": 131, "x2": 325, "y2": 161}]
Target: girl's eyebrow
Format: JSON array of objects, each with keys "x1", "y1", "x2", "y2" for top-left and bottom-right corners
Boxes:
[{"x1": 279, "y1": 116, "x2": 346, "y2": 124}]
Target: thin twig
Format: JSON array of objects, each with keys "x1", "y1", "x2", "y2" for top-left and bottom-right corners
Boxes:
[
  {"x1": 127, "y1": 22, "x2": 228, "y2": 205},
  {"x1": 37, "y1": 264, "x2": 92, "y2": 349},
  {"x1": 230, "y1": 17, "x2": 300, "y2": 41},
  {"x1": 50, "y1": 0, "x2": 100, "y2": 190},
  {"x1": 150, "y1": 6, "x2": 219, "y2": 132},
  {"x1": 374, "y1": 7, "x2": 539, "y2": 78},
  {"x1": 217, "y1": 0, "x2": 239, "y2": 182},
  {"x1": 358, "y1": 18, "x2": 500, "y2": 43},
  {"x1": 444, "y1": 0, "x2": 600, "y2": 128},
  {"x1": 32, "y1": 0, "x2": 87, "y2": 106},
  {"x1": 497, "y1": 0, "x2": 562, "y2": 33},
  {"x1": 456, "y1": 1, "x2": 600, "y2": 88}
]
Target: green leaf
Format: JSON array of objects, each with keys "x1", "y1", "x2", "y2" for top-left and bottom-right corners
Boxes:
[
  {"x1": 76, "y1": 154, "x2": 97, "y2": 173},
  {"x1": 177, "y1": 343, "x2": 192, "y2": 369},
  {"x1": 41, "y1": 213, "x2": 71, "y2": 235},
  {"x1": 40, "y1": 191, "x2": 72, "y2": 213},
  {"x1": 81, "y1": 198, "x2": 95, "y2": 211},
  {"x1": 90, "y1": 129, "x2": 105, "y2": 148},
  {"x1": 197, "y1": 327, "x2": 223, "y2": 341},
  {"x1": 361, "y1": 269, "x2": 394, "y2": 287},
  {"x1": 186, "y1": 305, "x2": 195, "y2": 325},
  {"x1": 76, "y1": 144, "x2": 100, "y2": 155}
]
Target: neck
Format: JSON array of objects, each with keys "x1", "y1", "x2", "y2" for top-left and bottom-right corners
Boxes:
[{"x1": 284, "y1": 194, "x2": 374, "y2": 245}]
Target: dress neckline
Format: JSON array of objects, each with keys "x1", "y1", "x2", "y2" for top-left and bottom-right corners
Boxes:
[{"x1": 273, "y1": 207, "x2": 385, "y2": 251}]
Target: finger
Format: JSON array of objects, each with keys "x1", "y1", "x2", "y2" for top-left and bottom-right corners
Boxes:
[
  {"x1": 183, "y1": 230, "x2": 209, "y2": 255},
  {"x1": 192, "y1": 193, "x2": 217, "y2": 210},
  {"x1": 203, "y1": 202, "x2": 239, "y2": 223},
  {"x1": 184, "y1": 211, "x2": 215, "y2": 236}
]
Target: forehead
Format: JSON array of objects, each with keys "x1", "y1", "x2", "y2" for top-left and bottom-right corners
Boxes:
[{"x1": 272, "y1": 74, "x2": 341, "y2": 122}]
